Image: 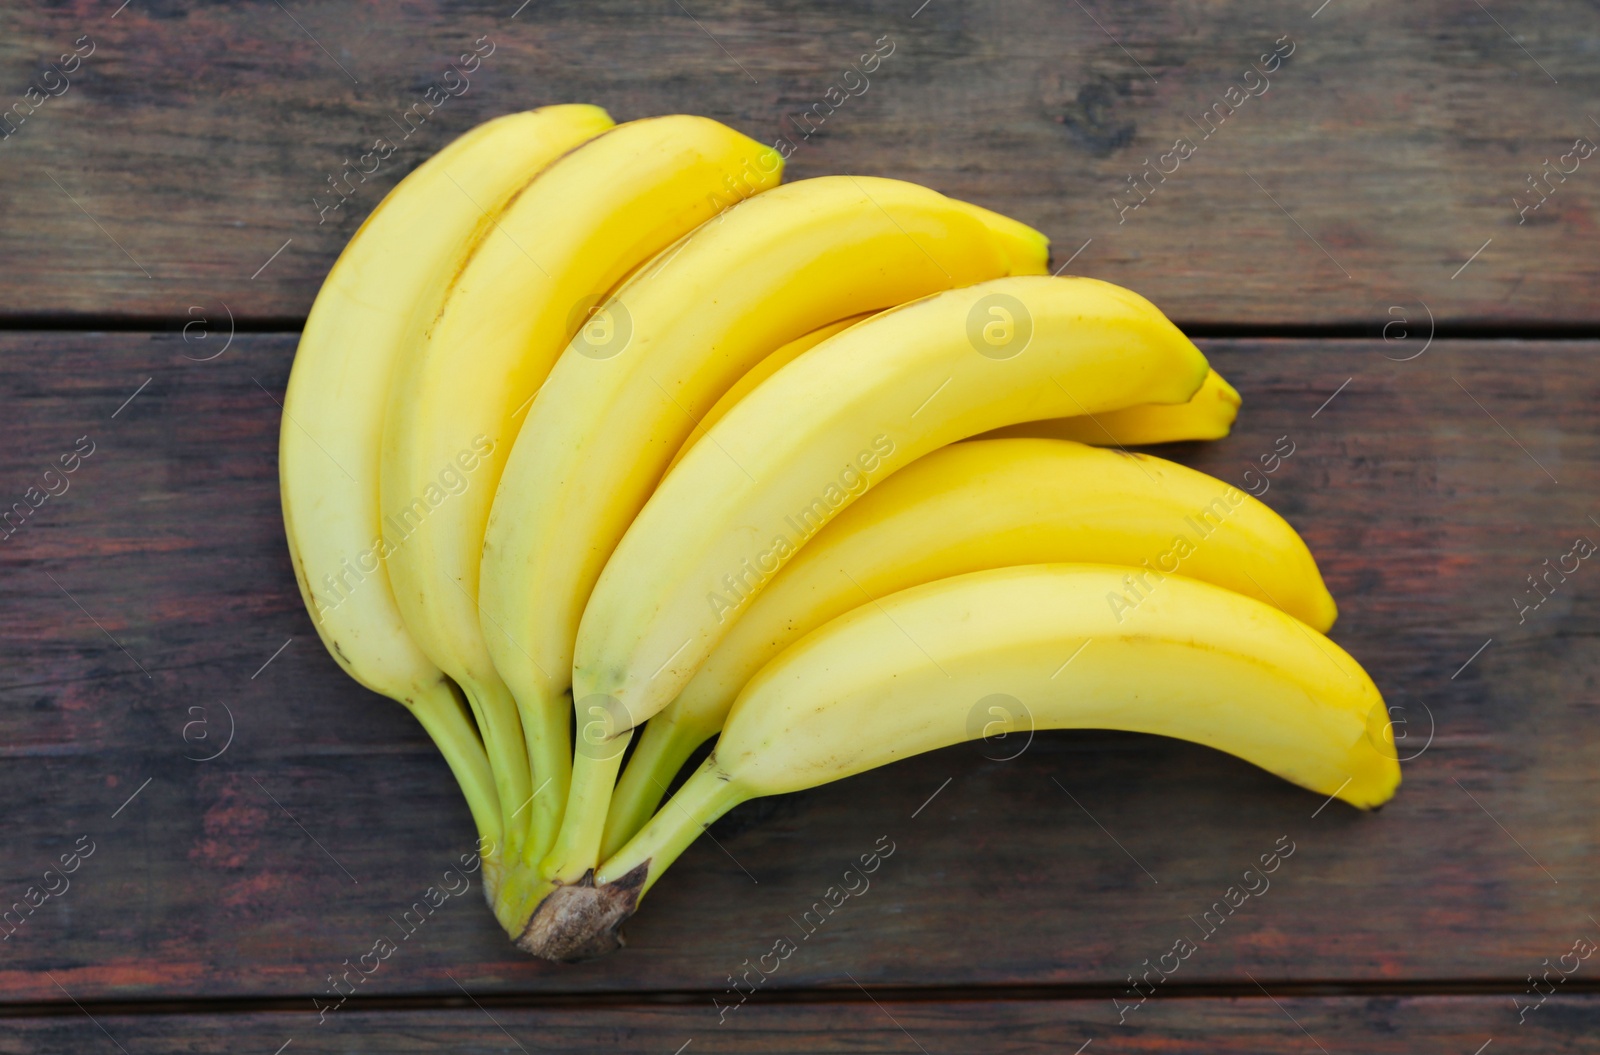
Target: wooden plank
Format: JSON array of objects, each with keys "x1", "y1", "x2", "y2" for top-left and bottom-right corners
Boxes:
[
  {"x1": 2, "y1": 995, "x2": 1596, "y2": 1053},
  {"x1": 0, "y1": 1, "x2": 1597, "y2": 324},
  {"x1": 2, "y1": 332, "x2": 1599, "y2": 1003}
]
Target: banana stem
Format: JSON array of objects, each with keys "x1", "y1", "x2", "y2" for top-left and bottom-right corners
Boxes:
[
  {"x1": 406, "y1": 680, "x2": 504, "y2": 853},
  {"x1": 601, "y1": 715, "x2": 715, "y2": 861},
  {"x1": 596, "y1": 756, "x2": 745, "y2": 898},
  {"x1": 461, "y1": 676, "x2": 534, "y2": 858},
  {"x1": 539, "y1": 737, "x2": 631, "y2": 884},
  {"x1": 491, "y1": 856, "x2": 559, "y2": 937},
  {"x1": 520, "y1": 689, "x2": 573, "y2": 867}
]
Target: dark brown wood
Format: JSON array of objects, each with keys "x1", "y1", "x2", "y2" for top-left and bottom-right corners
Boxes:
[
  {"x1": 3, "y1": 330, "x2": 1599, "y2": 1011},
  {"x1": 0, "y1": 1, "x2": 1597, "y2": 325},
  {"x1": 3, "y1": 995, "x2": 1597, "y2": 1053}
]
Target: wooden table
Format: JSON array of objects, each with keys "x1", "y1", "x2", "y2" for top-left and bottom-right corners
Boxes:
[{"x1": 3, "y1": 1, "x2": 1597, "y2": 1050}]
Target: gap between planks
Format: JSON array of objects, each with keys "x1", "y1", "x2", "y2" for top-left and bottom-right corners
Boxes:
[{"x1": 4, "y1": 978, "x2": 1600, "y2": 1020}]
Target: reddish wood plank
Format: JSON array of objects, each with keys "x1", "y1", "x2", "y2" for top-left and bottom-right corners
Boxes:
[
  {"x1": 1, "y1": 332, "x2": 1598, "y2": 1004},
  {"x1": 2, "y1": 995, "x2": 1596, "y2": 1053},
  {"x1": 0, "y1": 1, "x2": 1597, "y2": 323}
]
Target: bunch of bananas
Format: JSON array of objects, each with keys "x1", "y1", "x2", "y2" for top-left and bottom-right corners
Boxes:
[{"x1": 279, "y1": 106, "x2": 1399, "y2": 961}]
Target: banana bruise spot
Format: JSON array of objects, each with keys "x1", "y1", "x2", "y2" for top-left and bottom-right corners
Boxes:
[{"x1": 516, "y1": 862, "x2": 649, "y2": 961}]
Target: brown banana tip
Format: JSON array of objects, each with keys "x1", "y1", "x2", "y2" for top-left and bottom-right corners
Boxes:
[{"x1": 514, "y1": 862, "x2": 650, "y2": 962}]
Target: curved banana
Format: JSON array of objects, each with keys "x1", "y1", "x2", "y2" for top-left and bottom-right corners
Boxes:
[
  {"x1": 573, "y1": 275, "x2": 1210, "y2": 744},
  {"x1": 382, "y1": 115, "x2": 782, "y2": 872},
  {"x1": 280, "y1": 104, "x2": 613, "y2": 914},
  {"x1": 675, "y1": 344, "x2": 1237, "y2": 481},
  {"x1": 602, "y1": 437, "x2": 1335, "y2": 857},
  {"x1": 987, "y1": 367, "x2": 1240, "y2": 446},
  {"x1": 480, "y1": 176, "x2": 1050, "y2": 894},
  {"x1": 539, "y1": 564, "x2": 1399, "y2": 961},
  {"x1": 662, "y1": 313, "x2": 873, "y2": 477}
]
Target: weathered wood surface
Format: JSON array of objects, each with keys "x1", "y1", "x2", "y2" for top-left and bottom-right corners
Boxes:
[
  {"x1": 2, "y1": 995, "x2": 1598, "y2": 1053},
  {"x1": 3, "y1": 330, "x2": 1597, "y2": 1018},
  {"x1": 0, "y1": 0, "x2": 1598, "y2": 325}
]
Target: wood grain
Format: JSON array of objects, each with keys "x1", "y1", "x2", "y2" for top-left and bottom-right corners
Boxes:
[
  {"x1": 3, "y1": 330, "x2": 1598, "y2": 1006},
  {"x1": 0, "y1": 1, "x2": 1596, "y2": 324},
  {"x1": 2, "y1": 995, "x2": 1597, "y2": 1053}
]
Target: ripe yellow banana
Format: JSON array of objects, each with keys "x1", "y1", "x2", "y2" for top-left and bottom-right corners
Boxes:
[
  {"x1": 601, "y1": 437, "x2": 1335, "y2": 857},
  {"x1": 279, "y1": 104, "x2": 613, "y2": 915},
  {"x1": 672, "y1": 339, "x2": 1238, "y2": 481},
  {"x1": 541, "y1": 564, "x2": 1399, "y2": 960},
  {"x1": 988, "y1": 367, "x2": 1241, "y2": 446},
  {"x1": 480, "y1": 176, "x2": 1050, "y2": 898},
  {"x1": 662, "y1": 313, "x2": 873, "y2": 477},
  {"x1": 572, "y1": 275, "x2": 1210, "y2": 746},
  {"x1": 381, "y1": 115, "x2": 782, "y2": 875}
]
